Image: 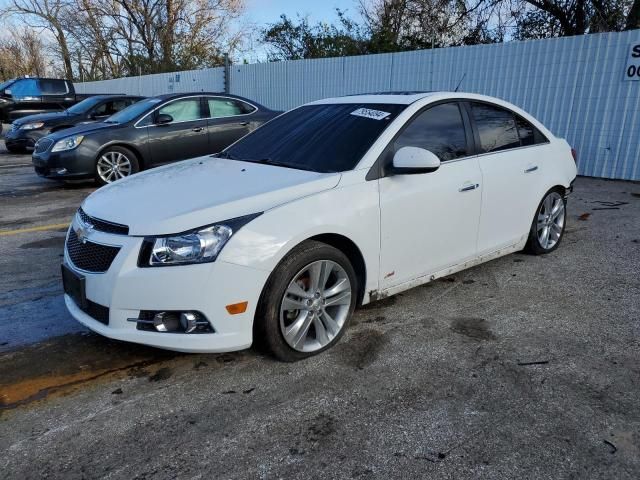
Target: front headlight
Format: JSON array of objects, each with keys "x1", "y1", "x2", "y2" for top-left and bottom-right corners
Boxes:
[
  {"x1": 21, "y1": 122, "x2": 45, "y2": 130},
  {"x1": 51, "y1": 135, "x2": 85, "y2": 152},
  {"x1": 139, "y1": 213, "x2": 262, "y2": 267}
]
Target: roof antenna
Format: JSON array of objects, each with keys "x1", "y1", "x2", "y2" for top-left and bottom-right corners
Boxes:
[{"x1": 454, "y1": 73, "x2": 466, "y2": 92}]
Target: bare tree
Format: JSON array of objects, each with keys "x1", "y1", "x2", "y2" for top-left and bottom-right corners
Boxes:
[
  {"x1": 0, "y1": 28, "x2": 50, "y2": 79},
  {"x1": 6, "y1": 0, "x2": 74, "y2": 79}
]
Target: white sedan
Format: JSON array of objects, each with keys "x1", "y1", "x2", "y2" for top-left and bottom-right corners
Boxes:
[{"x1": 62, "y1": 92, "x2": 577, "y2": 361}]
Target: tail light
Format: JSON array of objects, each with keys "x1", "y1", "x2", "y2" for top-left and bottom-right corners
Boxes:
[{"x1": 570, "y1": 148, "x2": 578, "y2": 164}]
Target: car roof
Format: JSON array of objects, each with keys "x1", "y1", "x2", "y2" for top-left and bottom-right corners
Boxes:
[
  {"x1": 307, "y1": 91, "x2": 517, "y2": 106},
  {"x1": 87, "y1": 94, "x2": 145, "y2": 100},
  {"x1": 152, "y1": 92, "x2": 255, "y2": 102}
]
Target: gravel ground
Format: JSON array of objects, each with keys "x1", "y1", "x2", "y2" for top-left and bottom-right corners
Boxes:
[{"x1": 0, "y1": 141, "x2": 639, "y2": 479}]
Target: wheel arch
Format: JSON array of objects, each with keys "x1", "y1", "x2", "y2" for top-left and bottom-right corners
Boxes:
[
  {"x1": 308, "y1": 233, "x2": 367, "y2": 306},
  {"x1": 96, "y1": 143, "x2": 145, "y2": 169}
]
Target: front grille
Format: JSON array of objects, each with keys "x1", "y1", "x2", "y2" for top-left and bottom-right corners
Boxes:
[
  {"x1": 10, "y1": 123, "x2": 18, "y2": 132},
  {"x1": 81, "y1": 300, "x2": 110, "y2": 325},
  {"x1": 78, "y1": 208, "x2": 129, "y2": 235},
  {"x1": 66, "y1": 229, "x2": 121, "y2": 273},
  {"x1": 34, "y1": 138, "x2": 53, "y2": 154}
]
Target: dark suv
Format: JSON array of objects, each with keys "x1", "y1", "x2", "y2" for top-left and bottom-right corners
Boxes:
[
  {"x1": 0, "y1": 77, "x2": 103, "y2": 128},
  {"x1": 4, "y1": 95, "x2": 144, "y2": 153}
]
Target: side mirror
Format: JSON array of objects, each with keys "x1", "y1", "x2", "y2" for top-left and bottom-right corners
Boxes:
[
  {"x1": 156, "y1": 113, "x2": 173, "y2": 125},
  {"x1": 390, "y1": 146, "x2": 441, "y2": 174}
]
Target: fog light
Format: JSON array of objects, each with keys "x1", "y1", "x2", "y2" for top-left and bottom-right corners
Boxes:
[
  {"x1": 56, "y1": 168, "x2": 68, "y2": 175},
  {"x1": 129, "y1": 310, "x2": 214, "y2": 333},
  {"x1": 180, "y1": 312, "x2": 198, "y2": 333},
  {"x1": 153, "y1": 312, "x2": 180, "y2": 332}
]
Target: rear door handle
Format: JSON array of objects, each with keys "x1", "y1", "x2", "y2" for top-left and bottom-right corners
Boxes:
[
  {"x1": 192, "y1": 127, "x2": 204, "y2": 133},
  {"x1": 525, "y1": 165, "x2": 538, "y2": 173},
  {"x1": 459, "y1": 183, "x2": 480, "y2": 192},
  {"x1": 239, "y1": 121, "x2": 249, "y2": 126}
]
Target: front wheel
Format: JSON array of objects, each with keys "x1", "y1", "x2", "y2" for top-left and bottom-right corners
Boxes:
[
  {"x1": 5, "y1": 144, "x2": 27, "y2": 154},
  {"x1": 525, "y1": 189, "x2": 566, "y2": 254},
  {"x1": 95, "y1": 146, "x2": 139, "y2": 186},
  {"x1": 255, "y1": 241, "x2": 358, "y2": 362}
]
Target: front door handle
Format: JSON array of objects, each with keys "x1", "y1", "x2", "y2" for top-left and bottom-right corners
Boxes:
[
  {"x1": 192, "y1": 127, "x2": 204, "y2": 133},
  {"x1": 525, "y1": 165, "x2": 538, "y2": 173},
  {"x1": 459, "y1": 183, "x2": 480, "y2": 192},
  {"x1": 239, "y1": 121, "x2": 249, "y2": 126}
]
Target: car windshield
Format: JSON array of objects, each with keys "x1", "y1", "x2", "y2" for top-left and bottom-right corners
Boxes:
[
  {"x1": 104, "y1": 97, "x2": 162, "y2": 124},
  {"x1": 66, "y1": 96, "x2": 107, "y2": 114},
  {"x1": 223, "y1": 103, "x2": 406, "y2": 173}
]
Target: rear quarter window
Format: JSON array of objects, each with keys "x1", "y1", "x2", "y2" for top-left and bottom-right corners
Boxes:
[{"x1": 515, "y1": 115, "x2": 549, "y2": 146}]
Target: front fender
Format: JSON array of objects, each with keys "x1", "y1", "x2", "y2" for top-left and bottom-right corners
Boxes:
[{"x1": 219, "y1": 169, "x2": 380, "y2": 300}]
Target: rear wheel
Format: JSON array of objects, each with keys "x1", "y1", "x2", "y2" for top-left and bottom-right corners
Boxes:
[
  {"x1": 255, "y1": 241, "x2": 357, "y2": 362},
  {"x1": 525, "y1": 189, "x2": 566, "y2": 254},
  {"x1": 95, "y1": 146, "x2": 139, "y2": 185}
]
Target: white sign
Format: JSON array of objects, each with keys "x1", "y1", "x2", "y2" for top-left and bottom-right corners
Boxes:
[
  {"x1": 350, "y1": 108, "x2": 391, "y2": 120},
  {"x1": 624, "y1": 42, "x2": 640, "y2": 81}
]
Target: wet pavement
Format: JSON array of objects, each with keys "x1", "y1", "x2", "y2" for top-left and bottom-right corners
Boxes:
[{"x1": 0, "y1": 137, "x2": 639, "y2": 479}]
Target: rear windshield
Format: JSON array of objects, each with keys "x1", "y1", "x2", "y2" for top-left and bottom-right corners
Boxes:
[
  {"x1": 105, "y1": 97, "x2": 162, "y2": 124},
  {"x1": 224, "y1": 103, "x2": 406, "y2": 173},
  {"x1": 67, "y1": 96, "x2": 106, "y2": 114}
]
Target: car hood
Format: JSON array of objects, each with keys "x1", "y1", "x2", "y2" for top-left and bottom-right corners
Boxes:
[
  {"x1": 82, "y1": 157, "x2": 341, "y2": 236},
  {"x1": 46, "y1": 121, "x2": 118, "y2": 140},
  {"x1": 15, "y1": 111, "x2": 77, "y2": 126}
]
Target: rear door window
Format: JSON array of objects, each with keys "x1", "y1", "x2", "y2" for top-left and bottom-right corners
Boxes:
[
  {"x1": 471, "y1": 103, "x2": 521, "y2": 153},
  {"x1": 207, "y1": 98, "x2": 256, "y2": 118},
  {"x1": 394, "y1": 102, "x2": 469, "y2": 161},
  {"x1": 38, "y1": 79, "x2": 69, "y2": 95}
]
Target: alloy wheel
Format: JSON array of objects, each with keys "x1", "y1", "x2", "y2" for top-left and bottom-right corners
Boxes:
[
  {"x1": 97, "y1": 151, "x2": 132, "y2": 183},
  {"x1": 279, "y1": 260, "x2": 352, "y2": 353},
  {"x1": 537, "y1": 191, "x2": 565, "y2": 250}
]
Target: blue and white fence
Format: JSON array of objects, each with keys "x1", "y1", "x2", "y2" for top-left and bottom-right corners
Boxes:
[{"x1": 77, "y1": 30, "x2": 640, "y2": 181}]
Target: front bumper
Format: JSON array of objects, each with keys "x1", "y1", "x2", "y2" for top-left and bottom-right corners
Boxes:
[
  {"x1": 63, "y1": 227, "x2": 270, "y2": 353},
  {"x1": 4, "y1": 128, "x2": 47, "y2": 150},
  {"x1": 32, "y1": 147, "x2": 95, "y2": 179}
]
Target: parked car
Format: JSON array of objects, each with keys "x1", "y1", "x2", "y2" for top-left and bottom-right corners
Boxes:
[
  {"x1": 0, "y1": 76, "x2": 109, "y2": 128},
  {"x1": 3, "y1": 95, "x2": 144, "y2": 153},
  {"x1": 61, "y1": 92, "x2": 577, "y2": 361},
  {"x1": 32, "y1": 92, "x2": 278, "y2": 185}
]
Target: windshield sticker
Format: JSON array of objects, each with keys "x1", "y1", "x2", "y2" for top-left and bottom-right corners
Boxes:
[{"x1": 350, "y1": 108, "x2": 391, "y2": 120}]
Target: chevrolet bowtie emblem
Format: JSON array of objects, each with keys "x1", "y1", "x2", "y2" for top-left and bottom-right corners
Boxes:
[{"x1": 75, "y1": 219, "x2": 94, "y2": 244}]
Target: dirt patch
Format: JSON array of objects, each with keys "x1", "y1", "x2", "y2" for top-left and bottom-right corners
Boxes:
[
  {"x1": 0, "y1": 333, "x2": 179, "y2": 412},
  {"x1": 338, "y1": 328, "x2": 388, "y2": 369},
  {"x1": 450, "y1": 317, "x2": 496, "y2": 341},
  {"x1": 20, "y1": 236, "x2": 66, "y2": 249}
]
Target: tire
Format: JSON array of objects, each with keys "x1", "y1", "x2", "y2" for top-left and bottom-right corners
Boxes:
[
  {"x1": 255, "y1": 240, "x2": 358, "y2": 362},
  {"x1": 524, "y1": 188, "x2": 567, "y2": 255},
  {"x1": 95, "y1": 146, "x2": 140, "y2": 186},
  {"x1": 5, "y1": 144, "x2": 27, "y2": 154}
]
